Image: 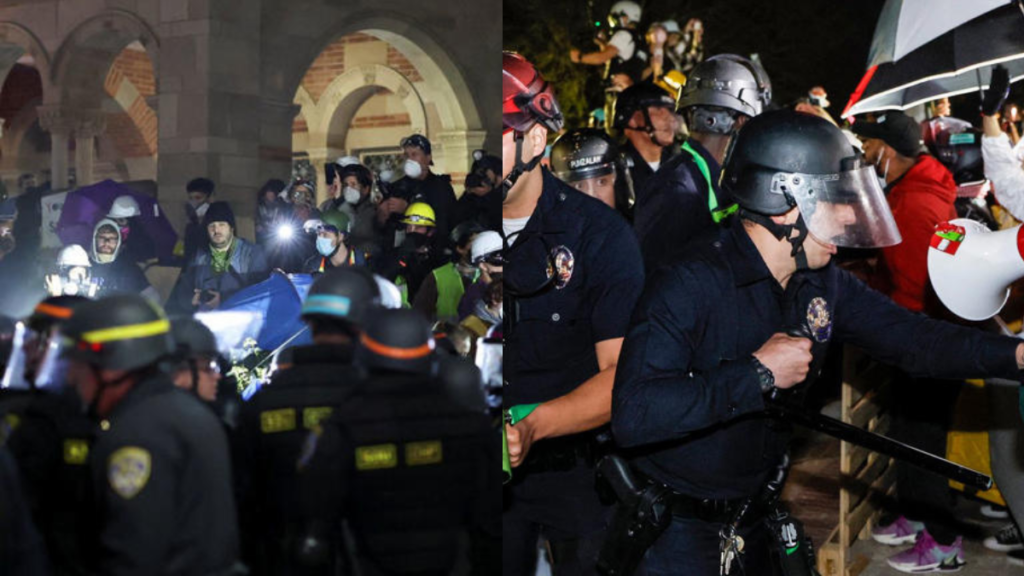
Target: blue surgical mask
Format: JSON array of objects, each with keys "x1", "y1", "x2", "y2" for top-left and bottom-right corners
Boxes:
[{"x1": 316, "y1": 237, "x2": 336, "y2": 257}]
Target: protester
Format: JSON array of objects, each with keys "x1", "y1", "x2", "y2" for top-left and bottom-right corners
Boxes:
[{"x1": 169, "y1": 201, "x2": 269, "y2": 313}]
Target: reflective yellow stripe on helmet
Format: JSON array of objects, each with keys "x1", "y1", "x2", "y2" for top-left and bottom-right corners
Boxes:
[{"x1": 81, "y1": 319, "x2": 171, "y2": 344}]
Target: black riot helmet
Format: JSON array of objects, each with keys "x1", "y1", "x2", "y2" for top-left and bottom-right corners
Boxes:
[
  {"x1": 171, "y1": 317, "x2": 220, "y2": 360},
  {"x1": 614, "y1": 82, "x2": 676, "y2": 131},
  {"x1": 358, "y1": 309, "x2": 435, "y2": 375},
  {"x1": 550, "y1": 129, "x2": 622, "y2": 182},
  {"x1": 27, "y1": 295, "x2": 89, "y2": 334},
  {"x1": 722, "y1": 110, "x2": 901, "y2": 258},
  {"x1": 300, "y1": 267, "x2": 381, "y2": 331},
  {"x1": 678, "y1": 54, "x2": 771, "y2": 135},
  {"x1": 62, "y1": 294, "x2": 174, "y2": 371}
]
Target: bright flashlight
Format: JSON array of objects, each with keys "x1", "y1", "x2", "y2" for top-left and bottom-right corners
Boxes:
[{"x1": 276, "y1": 223, "x2": 295, "y2": 241}]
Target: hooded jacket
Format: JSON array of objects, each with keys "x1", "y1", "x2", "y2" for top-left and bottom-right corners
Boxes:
[
  {"x1": 876, "y1": 154, "x2": 957, "y2": 313},
  {"x1": 90, "y1": 218, "x2": 153, "y2": 296}
]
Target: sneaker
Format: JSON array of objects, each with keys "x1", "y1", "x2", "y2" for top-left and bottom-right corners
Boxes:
[
  {"x1": 886, "y1": 530, "x2": 966, "y2": 573},
  {"x1": 1009, "y1": 549, "x2": 1024, "y2": 567},
  {"x1": 984, "y1": 523, "x2": 1024, "y2": 552},
  {"x1": 872, "y1": 515, "x2": 925, "y2": 546},
  {"x1": 981, "y1": 504, "x2": 1010, "y2": 519}
]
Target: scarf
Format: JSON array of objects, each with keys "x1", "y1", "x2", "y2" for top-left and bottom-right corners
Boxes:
[{"x1": 209, "y1": 238, "x2": 235, "y2": 275}]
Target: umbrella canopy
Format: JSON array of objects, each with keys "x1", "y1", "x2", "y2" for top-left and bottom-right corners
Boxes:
[
  {"x1": 55, "y1": 180, "x2": 178, "y2": 263},
  {"x1": 844, "y1": 3, "x2": 1024, "y2": 118},
  {"x1": 867, "y1": 0, "x2": 1007, "y2": 68}
]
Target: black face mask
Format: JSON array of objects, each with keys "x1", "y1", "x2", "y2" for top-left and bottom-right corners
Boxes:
[{"x1": 407, "y1": 232, "x2": 431, "y2": 249}]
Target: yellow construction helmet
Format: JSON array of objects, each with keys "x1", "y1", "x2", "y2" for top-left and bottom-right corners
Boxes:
[
  {"x1": 401, "y1": 202, "x2": 436, "y2": 227},
  {"x1": 655, "y1": 70, "x2": 687, "y2": 104}
]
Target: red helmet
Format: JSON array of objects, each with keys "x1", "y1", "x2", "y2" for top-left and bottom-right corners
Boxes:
[{"x1": 503, "y1": 52, "x2": 564, "y2": 134}]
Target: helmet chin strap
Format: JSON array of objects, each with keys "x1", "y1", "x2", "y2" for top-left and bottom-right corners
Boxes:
[
  {"x1": 502, "y1": 131, "x2": 544, "y2": 201},
  {"x1": 739, "y1": 208, "x2": 811, "y2": 270}
]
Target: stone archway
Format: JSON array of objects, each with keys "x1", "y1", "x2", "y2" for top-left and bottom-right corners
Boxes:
[
  {"x1": 283, "y1": 17, "x2": 486, "y2": 194},
  {"x1": 46, "y1": 10, "x2": 160, "y2": 189}
]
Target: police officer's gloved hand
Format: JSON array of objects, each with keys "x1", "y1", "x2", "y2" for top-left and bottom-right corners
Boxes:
[{"x1": 982, "y1": 65, "x2": 1010, "y2": 117}]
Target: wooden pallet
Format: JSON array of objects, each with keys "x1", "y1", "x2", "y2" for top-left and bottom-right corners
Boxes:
[{"x1": 817, "y1": 346, "x2": 897, "y2": 576}]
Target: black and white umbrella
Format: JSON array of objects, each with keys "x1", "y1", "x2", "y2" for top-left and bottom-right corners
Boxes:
[{"x1": 843, "y1": 2, "x2": 1024, "y2": 118}]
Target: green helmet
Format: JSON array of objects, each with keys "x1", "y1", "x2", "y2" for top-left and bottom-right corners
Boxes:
[
  {"x1": 62, "y1": 295, "x2": 174, "y2": 371},
  {"x1": 320, "y1": 210, "x2": 351, "y2": 234}
]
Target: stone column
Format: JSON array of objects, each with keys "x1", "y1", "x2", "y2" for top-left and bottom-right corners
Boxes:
[
  {"x1": 74, "y1": 112, "x2": 106, "y2": 187},
  {"x1": 37, "y1": 105, "x2": 73, "y2": 190},
  {"x1": 436, "y1": 130, "x2": 487, "y2": 193}
]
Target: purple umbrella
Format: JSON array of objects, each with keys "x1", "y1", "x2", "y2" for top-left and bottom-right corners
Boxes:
[{"x1": 56, "y1": 180, "x2": 178, "y2": 263}]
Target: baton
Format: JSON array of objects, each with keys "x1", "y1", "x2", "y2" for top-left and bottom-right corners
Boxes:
[{"x1": 765, "y1": 401, "x2": 992, "y2": 491}]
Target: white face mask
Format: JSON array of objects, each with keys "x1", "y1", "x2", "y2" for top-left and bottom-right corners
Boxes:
[
  {"x1": 403, "y1": 158, "x2": 423, "y2": 179},
  {"x1": 343, "y1": 186, "x2": 362, "y2": 204},
  {"x1": 195, "y1": 202, "x2": 210, "y2": 219}
]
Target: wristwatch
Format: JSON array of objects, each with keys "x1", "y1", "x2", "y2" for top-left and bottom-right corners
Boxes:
[{"x1": 750, "y1": 356, "x2": 775, "y2": 393}]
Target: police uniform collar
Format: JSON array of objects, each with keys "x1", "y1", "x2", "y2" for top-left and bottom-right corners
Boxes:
[
  {"x1": 523, "y1": 169, "x2": 574, "y2": 236},
  {"x1": 726, "y1": 223, "x2": 826, "y2": 289},
  {"x1": 683, "y1": 138, "x2": 721, "y2": 173},
  {"x1": 104, "y1": 373, "x2": 175, "y2": 423},
  {"x1": 726, "y1": 223, "x2": 774, "y2": 287}
]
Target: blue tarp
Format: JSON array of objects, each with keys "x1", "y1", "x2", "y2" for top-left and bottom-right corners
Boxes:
[{"x1": 218, "y1": 272, "x2": 314, "y2": 351}]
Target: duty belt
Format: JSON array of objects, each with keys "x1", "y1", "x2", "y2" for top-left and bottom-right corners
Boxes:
[{"x1": 664, "y1": 491, "x2": 762, "y2": 526}]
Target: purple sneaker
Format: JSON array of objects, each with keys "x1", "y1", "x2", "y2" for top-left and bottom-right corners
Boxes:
[
  {"x1": 886, "y1": 530, "x2": 965, "y2": 573},
  {"x1": 871, "y1": 515, "x2": 925, "y2": 546}
]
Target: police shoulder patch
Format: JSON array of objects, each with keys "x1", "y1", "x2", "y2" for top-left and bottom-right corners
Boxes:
[{"x1": 108, "y1": 446, "x2": 151, "y2": 499}]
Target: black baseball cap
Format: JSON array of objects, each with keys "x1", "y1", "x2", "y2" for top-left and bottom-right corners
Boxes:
[{"x1": 851, "y1": 111, "x2": 923, "y2": 159}]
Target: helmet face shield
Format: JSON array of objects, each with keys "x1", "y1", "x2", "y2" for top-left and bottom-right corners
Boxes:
[
  {"x1": 1, "y1": 322, "x2": 32, "y2": 390},
  {"x1": 773, "y1": 165, "x2": 902, "y2": 249},
  {"x1": 33, "y1": 333, "x2": 70, "y2": 392}
]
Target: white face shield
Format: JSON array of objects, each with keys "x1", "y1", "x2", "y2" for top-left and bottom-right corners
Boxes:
[{"x1": 771, "y1": 164, "x2": 902, "y2": 248}]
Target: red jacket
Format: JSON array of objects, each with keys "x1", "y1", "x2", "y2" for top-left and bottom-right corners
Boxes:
[{"x1": 878, "y1": 155, "x2": 957, "y2": 313}]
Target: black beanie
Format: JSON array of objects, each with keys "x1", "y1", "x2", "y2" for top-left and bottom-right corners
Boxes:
[{"x1": 202, "y1": 201, "x2": 235, "y2": 229}]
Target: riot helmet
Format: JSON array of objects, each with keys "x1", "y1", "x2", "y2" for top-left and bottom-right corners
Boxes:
[
  {"x1": 61, "y1": 294, "x2": 174, "y2": 372},
  {"x1": 722, "y1": 110, "x2": 901, "y2": 264},
  {"x1": 301, "y1": 267, "x2": 381, "y2": 332},
  {"x1": 551, "y1": 129, "x2": 622, "y2": 182},
  {"x1": 614, "y1": 82, "x2": 677, "y2": 131},
  {"x1": 358, "y1": 309, "x2": 435, "y2": 375},
  {"x1": 678, "y1": 54, "x2": 772, "y2": 134}
]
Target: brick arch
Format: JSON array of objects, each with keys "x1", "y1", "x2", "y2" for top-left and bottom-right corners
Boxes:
[
  {"x1": 103, "y1": 45, "x2": 157, "y2": 159},
  {"x1": 282, "y1": 13, "x2": 480, "y2": 135},
  {"x1": 51, "y1": 10, "x2": 159, "y2": 108}
]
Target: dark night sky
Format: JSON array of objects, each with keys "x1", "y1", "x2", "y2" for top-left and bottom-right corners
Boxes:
[{"x1": 505, "y1": 0, "x2": 894, "y2": 125}]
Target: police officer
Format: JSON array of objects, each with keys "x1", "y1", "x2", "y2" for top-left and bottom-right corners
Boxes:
[
  {"x1": 235, "y1": 267, "x2": 379, "y2": 575},
  {"x1": 1, "y1": 295, "x2": 97, "y2": 574},
  {"x1": 61, "y1": 294, "x2": 241, "y2": 575},
  {"x1": 634, "y1": 54, "x2": 771, "y2": 271},
  {"x1": 0, "y1": 443, "x2": 48, "y2": 575},
  {"x1": 551, "y1": 128, "x2": 635, "y2": 220},
  {"x1": 611, "y1": 110, "x2": 1024, "y2": 575},
  {"x1": 503, "y1": 52, "x2": 644, "y2": 576},
  {"x1": 613, "y1": 83, "x2": 678, "y2": 203},
  {"x1": 298, "y1": 308, "x2": 494, "y2": 575}
]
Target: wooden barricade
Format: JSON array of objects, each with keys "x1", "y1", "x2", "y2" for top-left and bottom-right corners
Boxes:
[{"x1": 816, "y1": 345, "x2": 897, "y2": 576}]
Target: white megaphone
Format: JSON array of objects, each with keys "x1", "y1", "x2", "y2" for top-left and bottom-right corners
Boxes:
[{"x1": 927, "y1": 218, "x2": 1024, "y2": 321}]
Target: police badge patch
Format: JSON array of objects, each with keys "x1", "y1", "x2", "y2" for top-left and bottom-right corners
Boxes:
[
  {"x1": 108, "y1": 446, "x2": 152, "y2": 499},
  {"x1": 806, "y1": 297, "x2": 832, "y2": 343},
  {"x1": 550, "y1": 246, "x2": 575, "y2": 289}
]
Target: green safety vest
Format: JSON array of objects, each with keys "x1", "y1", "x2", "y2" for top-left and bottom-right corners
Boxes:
[
  {"x1": 680, "y1": 140, "x2": 738, "y2": 223},
  {"x1": 431, "y1": 263, "x2": 478, "y2": 322}
]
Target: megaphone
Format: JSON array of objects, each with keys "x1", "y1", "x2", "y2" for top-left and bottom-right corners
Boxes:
[{"x1": 927, "y1": 218, "x2": 1024, "y2": 321}]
